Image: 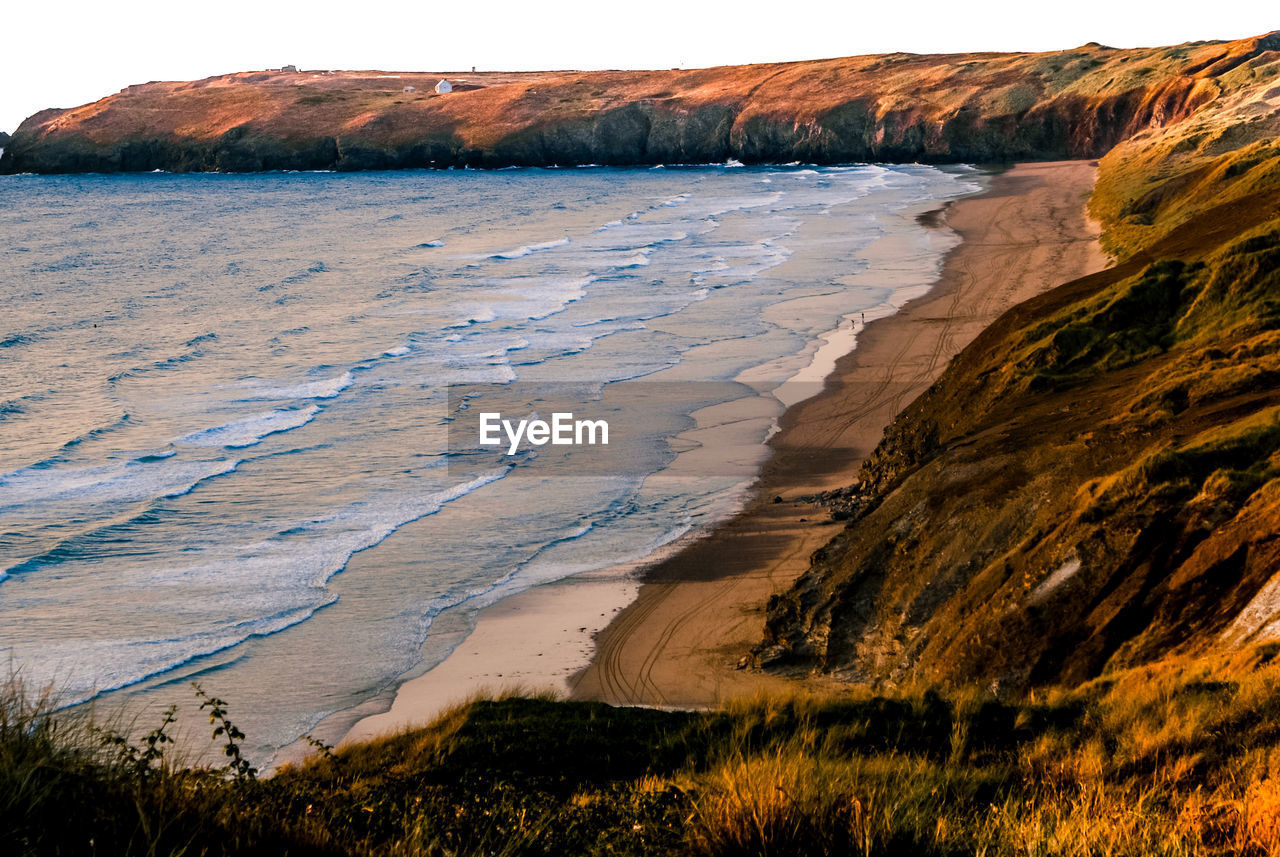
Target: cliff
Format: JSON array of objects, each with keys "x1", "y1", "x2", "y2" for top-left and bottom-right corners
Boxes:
[
  {"x1": 6, "y1": 33, "x2": 1280, "y2": 693},
  {"x1": 759, "y1": 33, "x2": 1280, "y2": 690},
  {"x1": 8, "y1": 36, "x2": 1280, "y2": 857},
  {"x1": 2, "y1": 33, "x2": 1278, "y2": 173}
]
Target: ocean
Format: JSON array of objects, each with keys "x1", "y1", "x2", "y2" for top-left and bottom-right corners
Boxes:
[{"x1": 0, "y1": 164, "x2": 978, "y2": 761}]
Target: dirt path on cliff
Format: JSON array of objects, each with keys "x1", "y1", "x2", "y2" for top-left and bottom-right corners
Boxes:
[{"x1": 568, "y1": 160, "x2": 1109, "y2": 707}]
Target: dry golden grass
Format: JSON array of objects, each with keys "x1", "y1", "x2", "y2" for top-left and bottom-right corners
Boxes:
[
  {"x1": 9, "y1": 651, "x2": 1280, "y2": 855},
  {"x1": 678, "y1": 652, "x2": 1280, "y2": 857}
]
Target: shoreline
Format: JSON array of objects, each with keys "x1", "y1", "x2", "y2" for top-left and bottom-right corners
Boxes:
[
  {"x1": 568, "y1": 159, "x2": 1107, "y2": 708},
  {"x1": 340, "y1": 160, "x2": 1105, "y2": 743}
]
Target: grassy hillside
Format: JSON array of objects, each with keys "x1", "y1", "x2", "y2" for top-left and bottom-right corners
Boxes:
[
  {"x1": 1, "y1": 33, "x2": 1277, "y2": 172},
  {"x1": 758, "y1": 36, "x2": 1280, "y2": 690},
  {"x1": 6, "y1": 31, "x2": 1280, "y2": 857},
  {"x1": 8, "y1": 653, "x2": 1280, "y2": 856}
]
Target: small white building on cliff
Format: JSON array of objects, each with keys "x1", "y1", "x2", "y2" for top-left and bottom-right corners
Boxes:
[{"x1": 434, "y1": 79, "x2": 453, "y2": 94}]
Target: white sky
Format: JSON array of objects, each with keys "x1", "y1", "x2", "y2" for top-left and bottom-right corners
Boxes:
[{"x1": 1, "y1": 1, "x2": 1275, "y2": 134}]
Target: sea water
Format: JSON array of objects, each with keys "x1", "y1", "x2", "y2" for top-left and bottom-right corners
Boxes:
[{"x1": 0, "y1": 164, "x2": 978, "y2": 761}]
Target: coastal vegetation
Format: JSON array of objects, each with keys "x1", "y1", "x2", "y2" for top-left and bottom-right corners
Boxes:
[
  {"x1": 4, "y1": 29, "x2": 1280, "y2": 857},
  {"x1": 758, "y1": 35, "x2": 1280, "y2": 691},
  {"x1": 7, "y1": 650, "x2": 1280, "y2": 856}
]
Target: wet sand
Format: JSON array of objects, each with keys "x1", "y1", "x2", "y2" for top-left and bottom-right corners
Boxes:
[
  {"x1": 569, "y1": 160, "x2": 1108, "y2": 707},
  {"x1": 343, "y1": 160, "x2": 1106, "y2": 741}
]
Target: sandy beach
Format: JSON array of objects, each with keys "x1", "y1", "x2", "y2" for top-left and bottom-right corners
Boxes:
[
  {"x1": 343, "y1": 160, "x2": 1107, "y2": 742},
  {"x1": 570, "y1": 159, "x2": 1108, "y2": 707}
]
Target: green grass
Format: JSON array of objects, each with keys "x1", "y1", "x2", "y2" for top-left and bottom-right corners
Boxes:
[{"x1": 8, "y1": 652, "x2": 1280, "y2": 856}]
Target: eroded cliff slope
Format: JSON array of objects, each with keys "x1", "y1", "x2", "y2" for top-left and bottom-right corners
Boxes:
[
  {"x1": 759, "y1": 38, "x2": 1280, "y2": 689},
  {"x1": 2, "y1": 33, "x2": 1278, "y2": 172}
]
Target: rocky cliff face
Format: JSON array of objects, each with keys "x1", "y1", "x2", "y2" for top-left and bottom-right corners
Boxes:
[
  {"x1": 2, "y1": 34, "x2": 1277, "y2": 173},
  {"x1": 758, "y1": 36, "x2": 1280, "y2": 690},
  {"x1": 6, "y1": 34, "x2": 1280, "y2": 693}
]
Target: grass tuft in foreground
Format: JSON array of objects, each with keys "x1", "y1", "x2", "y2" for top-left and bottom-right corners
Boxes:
[{"x1": 7, "y1": 652, "x2": 1280, "y2": 855}]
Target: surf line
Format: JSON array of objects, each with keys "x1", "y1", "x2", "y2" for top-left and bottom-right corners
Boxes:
[{"x1": 479, "y1": 412, "x2": 610, "y2": 455}]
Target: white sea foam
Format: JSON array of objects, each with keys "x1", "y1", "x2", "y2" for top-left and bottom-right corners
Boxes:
[
  {"x1": 0, "y1": 458, "x2": 239, "y2": 513},
  {"x1": 3, "y1": 469, "x2": 511, "y2": 705},
  {"x1": 248, "y1": 371, "x2": 354, "y2": 400},
  {"x1": 445, "y1": 307, "x2": 499, "y2": 328},
  {"x1": 475, "y1": 520, "x2": 694, "y2": 610},
  {"x1": 176, "y1": 405, "x2": 320, "y2": 448},
  {"x1": 449, "y1": 275, "x2": 597, "y2": 326},
  {"x1": 0, "y1": 162, "x2": 981, "y2": 751},
  {"x1": 616, "y1": 252, "x2": 650, "y2": 269},
  {"x1": 489, "y1": 236, "x2": 570, "y2": 259}
]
